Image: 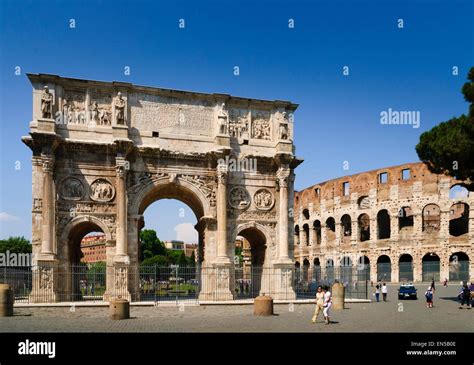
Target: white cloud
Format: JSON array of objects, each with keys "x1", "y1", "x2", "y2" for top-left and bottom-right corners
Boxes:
[
  {"x1": 174, "y1": 223, "x2": 198, "y2": 243},
  {"x1": 0, "y1": 212, "x2": 20, "y2": 222},
  {"x1": 454, "y1": 190, "x2": 469, "y2": 199}
]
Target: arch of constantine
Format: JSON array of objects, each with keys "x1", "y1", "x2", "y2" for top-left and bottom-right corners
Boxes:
[
  {"x1": 22, "y1": 73, "x2": 302, "y2": 302},
  {"x1": 294, "y1": 162, "x2": 474, "y2": 284}
]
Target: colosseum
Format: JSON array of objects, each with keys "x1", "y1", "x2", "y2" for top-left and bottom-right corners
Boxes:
[{"x1": 293, "y1": 162, "x2": 473, "y2": 285}]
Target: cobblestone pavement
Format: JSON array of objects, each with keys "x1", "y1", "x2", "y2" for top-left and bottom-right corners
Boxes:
[{"x1": 1, "y1": 285, "x2": 472, "y2": 332}]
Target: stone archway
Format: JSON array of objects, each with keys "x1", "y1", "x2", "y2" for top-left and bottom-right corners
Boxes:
[
  {"x1": 57, "y1": 216, "x2": 113, "y2": 301},
  {"x1": 23, "y1": 73, "x2": 301, "y2": 302}
]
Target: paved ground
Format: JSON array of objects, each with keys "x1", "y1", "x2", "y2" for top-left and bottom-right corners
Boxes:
[{"x1": 1, "y1": 285, "x2": 472, "y2": 332}]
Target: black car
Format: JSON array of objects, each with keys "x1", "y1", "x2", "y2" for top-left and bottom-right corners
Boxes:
[{"x1": 398, "y1": 284, "x2": 417, "y2": 299}]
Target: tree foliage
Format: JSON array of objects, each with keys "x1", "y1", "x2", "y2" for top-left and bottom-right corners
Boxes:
[
  {"x1": 138, "y1": 229, "x2": 196, "y2": 267},
  {"x1": 139, "y1": 229, "x2": 166, "y2": 260},
  {"x1": 0, "y1": 236, "x2": 32, "y2": 254},
  {"x1": 416, "y1": 67, "x2": 474, "y2": 189}
]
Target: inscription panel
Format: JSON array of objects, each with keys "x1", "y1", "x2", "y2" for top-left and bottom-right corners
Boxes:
[{"x1": 129, "y1": 93, "x2": 214, "y2": 136}]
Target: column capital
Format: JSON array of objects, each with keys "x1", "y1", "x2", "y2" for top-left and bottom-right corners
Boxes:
[
  {"x1": 276, "y1": 167, "x2": 290, "y2": 189},
  {"x1": 115, "y1": 157, "x2": 129, "y2": 178},
  {"x1": 41, "y1": 155, "x2": 54, "y2": 174},
  {"x1": 217, "y1": 164, "x2": 228, "y2": 185}
]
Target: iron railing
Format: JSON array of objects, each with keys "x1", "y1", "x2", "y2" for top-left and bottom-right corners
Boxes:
[{"x1": 1, "y1": 264, "x2": 370, "y2": 303}]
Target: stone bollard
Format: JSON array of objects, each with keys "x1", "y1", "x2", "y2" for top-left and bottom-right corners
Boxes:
[
  {"x1": 331, "y1": 282, "x2": 345, "y2": 310},
  {"x1": 109, "y1": 298, "x2": 130, "y2": 320},
  {"x1": 254, "y1": 294, "x2": 273, "y2": 316},
  {"x1": 0, "y1": 284, "x2": 14, "y2": 317}
]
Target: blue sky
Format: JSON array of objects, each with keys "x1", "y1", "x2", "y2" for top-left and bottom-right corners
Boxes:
[{"x1": 0, "y1": 0, "x2": 472, "y2": 242}]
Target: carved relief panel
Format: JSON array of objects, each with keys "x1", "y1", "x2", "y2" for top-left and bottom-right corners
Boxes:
[
  {"x1": 90, "y1": 178, "x2": 115, "y2": 202},
  {"x1": 251, "y1": 110, "x2": 271, "y2": 140},
  {"x1": 228, "y1": 187, "x2": 250, "y2": 209},
  {"x1": 63, "y1": 90, "x2": 86, "y2": 124},
  {"x1": 253, "y1": 188, "x2": 275, "y2": 210},
  {"x1": 60, "y1": 177, "x2": 85, "y2": 201},
  {"x1": 228, "y1": 109, "x2": 249, "y2": 138},
  {"x1": 90, "y1": 90, "x2": 113, "y2": 126}
]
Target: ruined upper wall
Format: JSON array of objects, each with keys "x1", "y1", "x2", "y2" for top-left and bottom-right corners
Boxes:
[
  {"x1": 294, "y1": 162, "x2": 467, "y2": 213},
  {"x1": 27, "y1": 73, "x2": 298, "y2": 157}
]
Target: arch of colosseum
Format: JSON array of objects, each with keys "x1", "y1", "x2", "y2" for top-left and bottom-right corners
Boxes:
[
  {"x1": 22, "y1": 73, "x2": 301, "y2": 302},
  {"x1": 293, "y1": 163, "x2": 474, "y2": 284}
]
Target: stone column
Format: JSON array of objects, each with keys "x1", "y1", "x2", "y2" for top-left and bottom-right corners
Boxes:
[
  {"x1": 215, "y1": 164, "x2": 231, "y2": 264},
  {"x1": 335, "y1": 221, "x2": 341, "y2": 245},
  {"x1": 276, "y1": 167, "x2": 291, "y2": 263},
  {"x1": 370, "y1": 218, "x2": 377, "y2": 242},
  {"x1": 391, "y1": 259, "x2": 399, "y2": 283},
  {"x1": 114, "y1": 157, "x2": 129, "y2": 263},
  {"x1": 413, "y1": 212, "x2": 422, "y2": 239},
  {"x1": 439, "y1": 210, "x2": 450, "y2": 239},
  {"x1": 309, "y1": 226, "x2": 316, "y2": 246},
  {"x1": 413, "y1": 255, "x2": 422, "y2": 282},
  {"x1": 390, "y1": 214, "x2": 399, "y2": 241},
  {"x1": 321, "y1": 223, "x2": 327, "y2": 247},
  {"x1": 300, "y1": 228, "x2": 307, "y2": 247},
  {"x1": 350, "y1": 220, "x2": 358, "y2": 245},
  {"x1": 39, "y1": 155, "x2": 55, "y2": 260}
]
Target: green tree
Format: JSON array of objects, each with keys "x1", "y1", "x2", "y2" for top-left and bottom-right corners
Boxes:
[
  {"x1": 416, "y1": 67, "x2": 474, "y2": 189},
  {"x1": 178, "y1": 251, "x2": 187, "y2": 267},
  {"x1": 166, "y1": 250, "x2": 182, "y2": 265},
  {"x1": 140, "y1": 255, "x2": 170, "y2": 267},
  {"x1": 188, "y1": 251, "x2": 196, "y2": 267},
  {"x1": 0, "y1": 236, "x2": 32, "y2": 254},
  {"x1": 139, "y1": 229, "x2": 166, "y2": 260}
]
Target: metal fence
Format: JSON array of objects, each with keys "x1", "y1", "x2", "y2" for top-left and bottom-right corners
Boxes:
[
  {"x1": 399, "y1": 262, "x2": 414, "y2": 282},
  {"x1": 2, "y1": 264, "x2": 369, "y2": 303},
  {"x1": 422, "y1": 261, "x2": 440, "y2": 282},
  {"x1": 133, "y1": 265, "x2": 200, "y2": 303},
  {"x1": 294, "y1": 266, "x2": 369, "y2": 299}
]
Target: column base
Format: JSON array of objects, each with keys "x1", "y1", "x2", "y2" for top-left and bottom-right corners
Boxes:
[
  {"x1": 199, "y1": 263, "x2": 234, "y2": 301},
  {"x1": 112, "y1": 263, "x2": 131, "y2": 301},
  {"x1": 114, "y1": 254, "x2": 130, "y2": 264},
  {"x1": 271, "y1": 263, "x2": 297, "y2": 300},
  {"x1": 29, "y1": 260, "x2": 59, "y2": 303},
  {"x1": 275, "y1": 257, "x2": 293, "y2": 265}
]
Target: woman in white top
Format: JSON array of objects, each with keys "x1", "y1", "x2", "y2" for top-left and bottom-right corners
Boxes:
[
  {"x1": 382, "y1": 283, "x2": 388, "y2": 302},
  {"x1": 323, "y1": 286, "x2": 332, "y2": 324}
]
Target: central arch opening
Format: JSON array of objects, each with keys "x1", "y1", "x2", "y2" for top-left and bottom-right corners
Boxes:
[
  {"x1": 235, "y1": 227, "x2": 267, "y2": 298},
  {"x1": 136, "y1": 183, "x2": 205, "y2": 302}
]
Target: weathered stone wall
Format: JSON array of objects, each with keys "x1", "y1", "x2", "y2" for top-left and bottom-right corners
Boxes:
[{"x1": 294, "y1": 162, "x2": 474, "y2": 283}]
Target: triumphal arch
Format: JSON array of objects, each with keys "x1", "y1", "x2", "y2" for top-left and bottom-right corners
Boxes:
[{"x1": 23, "y1": 73, "x2": 302, "y2": 302}]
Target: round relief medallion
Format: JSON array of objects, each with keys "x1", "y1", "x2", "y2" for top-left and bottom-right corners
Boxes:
[
  {"x1": 60, "y1": 177, "x2": 84, "y2": 201},
  {"x1": 90, "y1": 178, "x2": 115, "y2": 202},
  {"x1": 253, "y1": 189, "x2": 274, "y2": 211},
  {"x1": 228, "y1": 187, "x2": 250, "y2": 209}
]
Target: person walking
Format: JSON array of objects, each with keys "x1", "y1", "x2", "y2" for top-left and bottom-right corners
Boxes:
[
  {"x1": 443, "y1": 278, "x2": 448, "y2": 287},
  {"x1": 459, "y1": 284, "x2": 472, "y2": 309},
  {"x1": 311, "y1": 286, "x2": 325, "y2": 323},
  {"x1": 382, "y1": 283, "x2": 388, "y2": 302},
  {"x1": 425, "y1": 286, "x2": 434, "y2": 308},
  {"x1": 431, "y1": 279, "x2": 436, "y2": 292},
  {"x1": 375, "y1": 283, "x2": 381, "y2": 302},
  {"x1": 323, "y1": 286, "x2": 332, "y2": 324}
]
